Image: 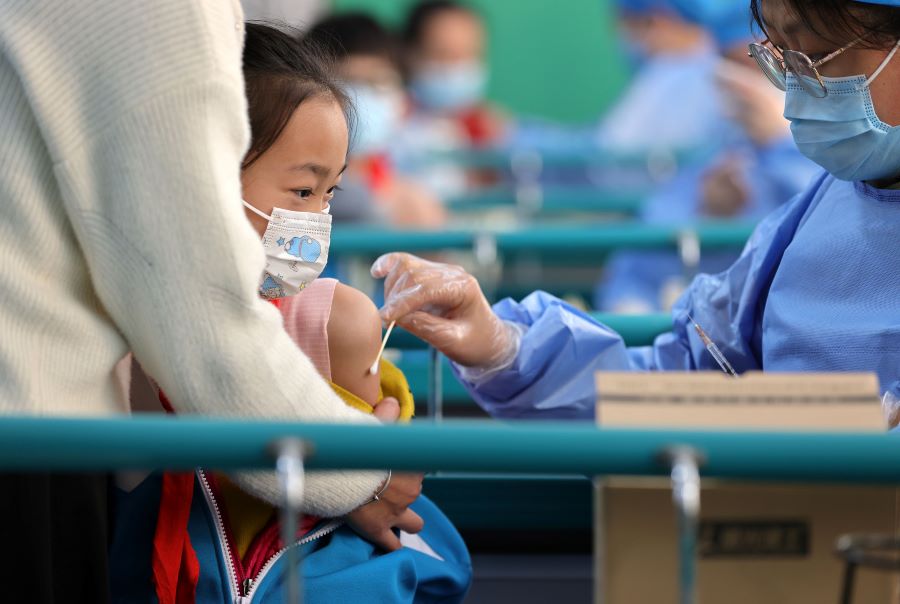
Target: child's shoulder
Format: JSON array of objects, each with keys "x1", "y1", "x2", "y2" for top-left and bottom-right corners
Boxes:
[
  {"x1": 327, "y1": 283, "x2": 382, "y2": 352},
  {"x1": 326, "y1": 282, "x2": 383, "y2": 404}
]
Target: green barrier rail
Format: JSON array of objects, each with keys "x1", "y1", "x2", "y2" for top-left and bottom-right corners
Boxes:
[
  {"x1": 390, "y1": 313, "x2": 671, "y2": 351},
  {"x1": 445, "y1": 186, "x2": 646, "y2": 215},
  {"x1": 1, "y1": 417, "x2": 898, "y2": 484},
  {"x1": 330, "y1": 223, "x2": 755, "y2": 257},
  {"x1": 416, "y1": 147, "x2": 713, "y2": 171}
]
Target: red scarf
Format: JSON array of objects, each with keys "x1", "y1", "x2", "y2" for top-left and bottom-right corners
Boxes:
[
  {"x1": 150, "y1": 297, "x2": 288, "y2": 603},
  {"x1": 151, "y1": 392, "x2": 200, "y2": 604}
]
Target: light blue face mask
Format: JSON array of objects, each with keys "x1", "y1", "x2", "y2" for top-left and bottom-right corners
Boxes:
[
  {"x1": 784, "y1": 41, "x2": 900, "y2": 182},
  {"x1": 410, "y1": 61, "x2": 487, "y2": 113},
  {"x1": 346, "y1": 83, "x2": 402, "y2": 156}
]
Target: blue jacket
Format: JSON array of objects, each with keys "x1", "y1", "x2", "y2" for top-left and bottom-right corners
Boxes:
[{"x1": 110, "y1": 472, "x2": 472, "y2": 603}]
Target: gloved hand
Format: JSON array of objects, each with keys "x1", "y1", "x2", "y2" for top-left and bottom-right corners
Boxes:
[{"x1": 371, "y1": 252, "x2": 517, "y2": 370}]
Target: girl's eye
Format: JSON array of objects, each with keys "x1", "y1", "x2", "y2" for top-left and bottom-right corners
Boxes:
[
  {"x1": 325, "y1": 185, "x2": 342, "y2": 198},
  {"x1": 292, "y1": 189, "x2": 313, "y2": 199}
]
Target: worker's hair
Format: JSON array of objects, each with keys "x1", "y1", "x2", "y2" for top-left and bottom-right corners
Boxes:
[
  {"x1": 305, "y1": 13, "x2": 402, "y2": 70},
  {"x1": 402, "y1": 0, "x2": 480, "y2": 48},
  {"x1": 750, "y1": 0, "x2": 900, "y2": 49},
  {"x1": 241, "y1": 22, "x2": 354, "y2": 170}
]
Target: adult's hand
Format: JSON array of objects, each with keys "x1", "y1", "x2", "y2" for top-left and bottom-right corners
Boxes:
[
  {"x1": 346, "y1": 395, "x2": 423, "y2": 551},
  {"x1": 345, "y1": 472, "x2": 425, "y2": 552},
  {"x1": 715, "y1": 58, "x2": 790, "y2": 147},
  {"x1": 372, "y1": 396, "x2": 400, "y2": 423},
  {"x1": 370, "y1": 252, "x2": 517, "y2": 369}
]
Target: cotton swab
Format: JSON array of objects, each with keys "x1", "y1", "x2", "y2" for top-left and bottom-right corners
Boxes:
[{"x1": 368, "y1": 320, "x2": 396, "y2": 375}]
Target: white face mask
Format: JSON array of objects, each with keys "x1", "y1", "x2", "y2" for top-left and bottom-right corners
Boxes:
[{"x1": 242, "y1": 200, "x2": 332, "y2": 300}]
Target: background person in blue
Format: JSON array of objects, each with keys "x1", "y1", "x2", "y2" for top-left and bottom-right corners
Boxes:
[
  {"x1": 372, "y1": 0, "x2": 900, "y2": 421},
  {"x1": 598, "y1": 0, "x2": 821, "y2": 313},
  {"x1": 597, "y1": 0, "x2": 724, "y2": 153}
]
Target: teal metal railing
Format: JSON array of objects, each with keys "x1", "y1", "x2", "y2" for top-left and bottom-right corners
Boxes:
[
  {"x1": 0, "y1": 416, "x2": 896, "y2": 483},
  {"x1": 445, "y1": 186, "x2": 646, "y2": 216},
  {"x1": 3, "y1": 416, "x2": 895, "y2": 604},
  {"x1": 329, "y1": 223, "x2": 755, "y2": 258}
]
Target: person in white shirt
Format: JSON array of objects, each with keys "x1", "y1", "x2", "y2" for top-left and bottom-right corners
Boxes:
[{"x1": 0, "y1": 2, "x2": 418, "y2": 600}]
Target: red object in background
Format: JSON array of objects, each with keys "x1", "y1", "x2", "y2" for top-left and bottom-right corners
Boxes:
[{"x1": 459, "y1": 105, "x2": 500, "y2": 147}]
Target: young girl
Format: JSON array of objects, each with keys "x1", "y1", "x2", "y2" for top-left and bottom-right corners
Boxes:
[{"x1": 110, "y1": 23, "x2": 470, "y2": 604}]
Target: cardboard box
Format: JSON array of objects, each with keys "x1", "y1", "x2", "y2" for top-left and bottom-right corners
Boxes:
[
  {"x1": 596, "y1": 479, "x2": 899, "y2": 604},
  {"x1": 595, "y1": 372, "x2": 898, "y2": 604}
]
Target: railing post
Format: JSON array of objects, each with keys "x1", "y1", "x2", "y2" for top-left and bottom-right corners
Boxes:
[
  {"x1": 271, "y1": 437, "x2": 309, "y2": 603},
  {"x1": 660, "y1": 446, "x2": 704, "y2": 604},
  {"x1": 678, "y1": 229, "x2": 701, "y2": 286}
]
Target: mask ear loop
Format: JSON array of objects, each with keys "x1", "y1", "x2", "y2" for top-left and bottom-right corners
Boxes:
[
  {"x1": 242, "y1": 200, "x2": 274, "y2": 222},
  {"x1": 863, "y1": 39, "x2": 900, "y2": 87}
]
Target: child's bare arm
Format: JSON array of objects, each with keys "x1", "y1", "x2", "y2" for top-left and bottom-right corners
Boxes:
[{"x1": 327, "y1": 283, "x2": 384, "y2": 406}]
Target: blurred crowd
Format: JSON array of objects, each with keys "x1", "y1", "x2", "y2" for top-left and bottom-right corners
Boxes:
[{"x1": 243, "y1": 0, "x2": 820, "y2": 313}]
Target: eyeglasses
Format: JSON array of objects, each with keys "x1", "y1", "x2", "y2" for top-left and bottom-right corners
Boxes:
[{"x1": 747, "y1": 37, "x2": 863, "y2": 98}]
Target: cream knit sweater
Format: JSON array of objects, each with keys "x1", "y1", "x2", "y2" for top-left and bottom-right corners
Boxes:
[{"x1": 0, "y1": 0, "x2": 383, "y2": 516}]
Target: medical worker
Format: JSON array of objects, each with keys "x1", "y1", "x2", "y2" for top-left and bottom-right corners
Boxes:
[
  {"x1": 372, "y1": 0, "x2": 900, "y2": 420},
  {"x1": 599, "y1": 0, "x2": 820, "y2": 313},
  {"x1": 598, "y1": 0, "x2": 726, "y2": 153}
]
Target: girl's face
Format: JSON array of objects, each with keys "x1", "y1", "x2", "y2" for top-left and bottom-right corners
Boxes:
[
  {"x1": 760, "y1": 0, "x2": 900, "y2": 127},
  {"x1": 241, "y1": 95, "x2": 349, "y2": 236}
]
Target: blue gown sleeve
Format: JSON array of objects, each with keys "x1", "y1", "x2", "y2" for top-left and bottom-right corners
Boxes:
[{"x1": 452, "y1": 180, "x2": 822, "y2": 420}]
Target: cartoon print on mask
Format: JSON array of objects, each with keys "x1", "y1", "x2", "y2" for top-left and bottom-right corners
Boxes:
[
  {"x1": 284, "y1": 235, "x2": 322, "y2": 263},
  {"x1": 259, "y1": 274, "x2": 286, "y2": 299}
]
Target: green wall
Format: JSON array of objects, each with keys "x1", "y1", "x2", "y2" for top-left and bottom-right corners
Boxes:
[{"x1": 331, "y1": 0, "x2": 629, "y2": 124}]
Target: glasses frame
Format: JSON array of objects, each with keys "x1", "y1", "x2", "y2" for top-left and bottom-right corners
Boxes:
[{"x1": 747, "y1": 36, "x2": 864, "y2": 98}]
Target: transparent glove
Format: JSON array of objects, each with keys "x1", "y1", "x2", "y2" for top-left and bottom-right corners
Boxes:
[{"x1": 371, "y1": 252, "x2": 518, "y2": 371}]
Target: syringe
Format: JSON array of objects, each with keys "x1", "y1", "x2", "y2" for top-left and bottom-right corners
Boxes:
[{"x1": 687, "y1": 314, "x2": 738, "y2": 377}]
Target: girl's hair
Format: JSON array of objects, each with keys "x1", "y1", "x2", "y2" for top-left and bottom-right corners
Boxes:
[
  {"x1": 750, "y1": 0, "x2": 900, "y2": 49},
  {"x1": 241, "y1": 22, "x2": 354, "y2": 169},
  {"x1": 306, "y1": 13, "x2": 402, "y2": 70}
]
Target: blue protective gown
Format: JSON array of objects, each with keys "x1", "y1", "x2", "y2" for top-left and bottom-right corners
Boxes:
[
  {"x1": 597, "y1": 136, "x2": 820, "y2": 312},
  {"x1": 453, "y1": 173, "x2": 900, "y2": 420}
]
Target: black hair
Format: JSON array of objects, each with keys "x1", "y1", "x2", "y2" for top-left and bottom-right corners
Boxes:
[
  {"x1": 750, "y1": 0, "x2": 900, "y2": 49},
  {"x1": 402, "y1": 0, "x2": 480, "y2": 48},
  {"x1": 241, "y1": 22, "x2": 354, "y2": 169},
  {"x1": 306, "y1": 13, "x2": 402, "y2": 69}
]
